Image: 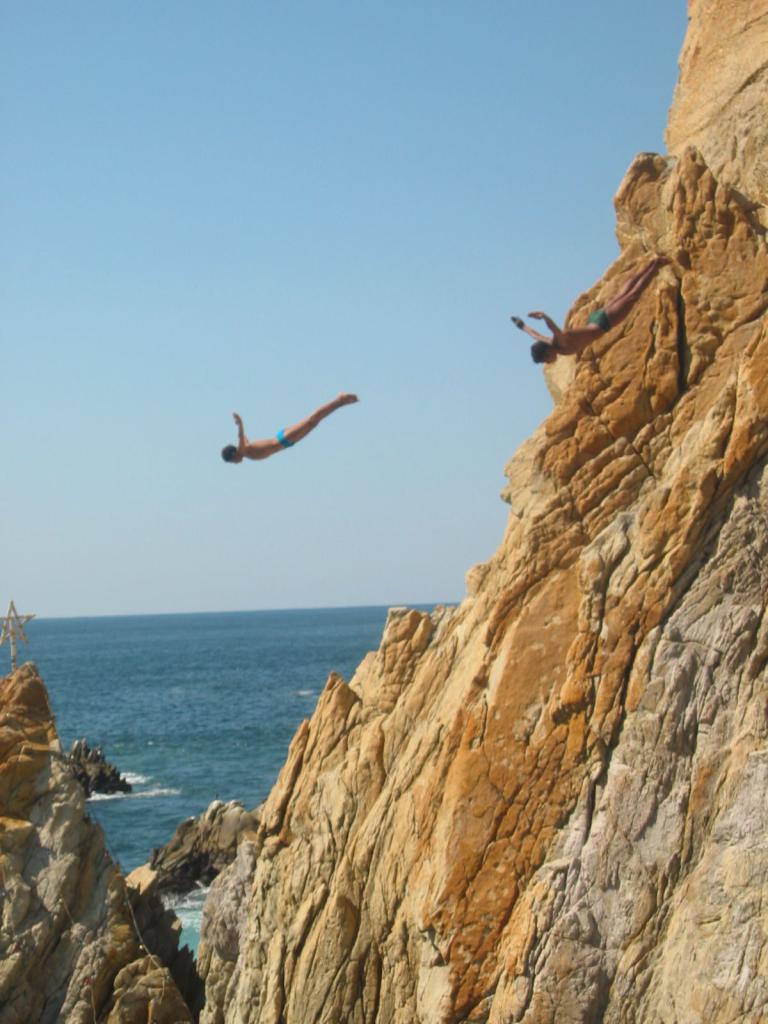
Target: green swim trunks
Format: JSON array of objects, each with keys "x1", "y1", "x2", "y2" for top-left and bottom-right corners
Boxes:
[{"x1": 588, "y1": 308, "x2": 611, "y2": 332}]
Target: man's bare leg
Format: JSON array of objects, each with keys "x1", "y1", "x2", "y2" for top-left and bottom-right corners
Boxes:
[
  {"x1": 608, "y1": 263, "x2": 658, "y2": 304},
  {"x1": 282, "y1": 393, "x2": 358, "y2": 445},
  {"x1": 555, "y1": 257, "x2": 667, "y2": 353},
  {"x1": 604, "y1": 257, "x2": 666, "y2": 326}
]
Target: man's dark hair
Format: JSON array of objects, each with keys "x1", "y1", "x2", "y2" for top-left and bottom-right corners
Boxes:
[
  {"x1": 530, "y1": 341, "x2": 552, "y2": 364},
  {"x1": 221, "y1": 445, "x2": 239, "y2": 463}
]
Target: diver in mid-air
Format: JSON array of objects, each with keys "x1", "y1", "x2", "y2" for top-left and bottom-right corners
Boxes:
[
  {"x1": 511, "y1": 256, "x2": 668, "y2": 364},
  {"x1": 221, "y1": 393, "x2": 359, "y2": 464}
]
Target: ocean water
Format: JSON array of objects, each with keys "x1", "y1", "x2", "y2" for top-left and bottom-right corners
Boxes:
[{"x1": 28, "y1": 607, "x2": 406, "y2": 951}]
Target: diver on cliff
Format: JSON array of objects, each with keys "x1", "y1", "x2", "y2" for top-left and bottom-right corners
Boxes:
[
  {"x1": 221, "y1": 393, "x2": 359, "y2": 464},
  {"x1": 511, "y1": 256, "x2": 668, "y2": 364}
]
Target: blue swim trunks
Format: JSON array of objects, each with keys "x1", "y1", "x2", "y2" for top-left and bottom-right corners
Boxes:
[
  {"x1": 587, "y1": 308, "x2": 612, "y2": 332},
  {"x1": 276, "y1": 429, "x2": 294, "y2": 449}
]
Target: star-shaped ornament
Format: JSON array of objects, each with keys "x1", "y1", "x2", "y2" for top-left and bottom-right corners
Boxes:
[{"x1": 0, "y1": 600, "x2": 36, "y2": 671}]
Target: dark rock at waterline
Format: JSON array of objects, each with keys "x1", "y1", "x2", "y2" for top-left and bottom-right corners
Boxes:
[
  {"x1": 130, "y1": 798, "x2": 260, "y2": 898},
  {"x1": 67, "y1": 737, "x2": 132, "y2": 797}
]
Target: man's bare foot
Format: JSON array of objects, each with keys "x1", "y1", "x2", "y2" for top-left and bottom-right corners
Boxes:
[{"x1": 337, "y1": 393, "x2": 359, "y2": 405}]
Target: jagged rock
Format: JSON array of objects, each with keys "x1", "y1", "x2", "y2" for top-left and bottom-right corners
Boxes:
[
  {"x1": 196, "y1": 838, "x2": 260, "y2": 1024},
  {"x1": 197, "y1": 4, "x2": 768, "y2": 1022},
  {"x1": 0, "y1": 663, "x2": 193, "y2": 1024},
  {"x1": 68, "y1": 737, "x2": 132, "y2": 797},
  {"x1": 126, "y1": 870, "x2": 205, "y2": 1016},
  {"x1": 666, "y1": 0, "x2": 768, "y2": 219},
  {"x1": 102, "y1": 956, "x2": 193, "y2": 1024},
  {"x1": 128, "y1": 799, "x2": 259, "y2": 899}
]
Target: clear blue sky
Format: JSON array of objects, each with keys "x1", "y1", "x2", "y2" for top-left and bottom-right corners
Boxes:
[{"x1": 2, "y1": 1, "x2": 688, "y2": 618}]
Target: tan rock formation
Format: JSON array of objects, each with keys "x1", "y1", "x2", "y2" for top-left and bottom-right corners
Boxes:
[
  {"x1": 666, "y1": 0, "x2": 768, "y2": 217},
  {"x1": 0, "y1": 663, "x2": 193, "y2": 1023},
  {"x1": 103, "y1": 956, "x2": 194, "y2": 1024},
  {"x1": 197, "y1": 4, "x2": 768, "y2": 1022}
]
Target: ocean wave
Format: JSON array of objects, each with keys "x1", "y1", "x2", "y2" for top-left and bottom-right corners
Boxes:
[
  {"x1": 165, "y1": 883, "x2": 210, "y2": 915},
  {"x1": 124, "y1": 772, "x2": 150, "y2": 785},
  {"x1": 88, "y1": 786, "x2": 181, "y2": 802},
  {"x1": 295, "y1": 689, "x2": 315, "y2": 697},
  {"x1": 165, "y1": 885, "x2": 209, "y2": 951}
]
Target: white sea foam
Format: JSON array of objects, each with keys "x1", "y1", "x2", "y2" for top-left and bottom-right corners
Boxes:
[
  {"x1": 88, "y1": 786, "x2": 181, "y2": 802},
  {"x1": 295, "y1": 689, "x2": 315, "y2": 697},
  {"x1": 165, "y1": 884, "x2": 210, "y2": 954},
  {"x1": 166, "y1": 883, "x2": 210, "y2": 919},
  {"x1": 124, "y1": 772, "x2": 150, "y2": 785}
]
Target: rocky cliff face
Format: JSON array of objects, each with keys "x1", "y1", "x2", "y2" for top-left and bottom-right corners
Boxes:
[
  {"x1": 0, "y1": 664, "x2": 193, "y2": 1024},
  {"x1": 666, "y1": 0, "x2": 768, "y2": 220},
  {"x1": 197, "y1": 3, "x2": 768, "y2": 1022}
]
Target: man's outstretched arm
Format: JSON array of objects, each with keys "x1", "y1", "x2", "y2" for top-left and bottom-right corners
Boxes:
[
  {"x1": 528, "y1": 311, "x2": 563, "y2": 340},
  {"x1": 233, "y1": 412, "x2": 247, "y2": 454}
]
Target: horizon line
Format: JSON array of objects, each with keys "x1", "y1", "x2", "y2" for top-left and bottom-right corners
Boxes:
[{"x1": 29, "y1": 600, "x2": 457, "y2": 623}]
